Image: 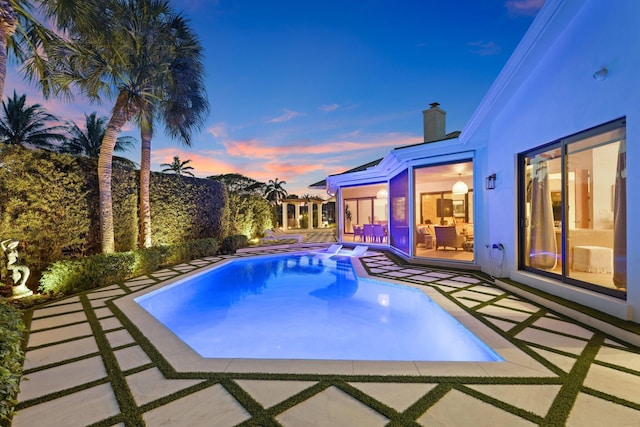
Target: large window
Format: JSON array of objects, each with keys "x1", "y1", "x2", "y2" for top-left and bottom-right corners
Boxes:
[
  {"x1": 389, "y1": 169, "x2": 409, "y2": 254},
  {"x1": 413, "y1": 161, "x2": 474, "y2": 261},
  {"x1": 519, "y1": 118, "x2": 626, "y2": 298},
  {"x1": 341, "y1": 183, "x2": 388, "y2": 241}
]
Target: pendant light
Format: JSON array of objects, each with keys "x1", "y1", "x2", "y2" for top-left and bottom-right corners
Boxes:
[{"x1": 452, "y1": 174, "x2": 468, "y2": 195}]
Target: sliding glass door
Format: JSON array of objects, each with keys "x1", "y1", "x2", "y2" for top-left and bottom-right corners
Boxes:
[{"x1": 519, "y1": 118, "x2": 626, "y2": 298}]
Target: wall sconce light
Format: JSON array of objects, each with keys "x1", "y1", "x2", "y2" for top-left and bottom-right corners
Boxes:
[
  {"x1": 593, "y1": 67, "x2": 608, "y2": 81},
  {"x1": 486, "y1": 173, "x2": 496, "y2": 190},
  {"x1": 376, "y1": 188, "x2": 388, "y2": 199}
]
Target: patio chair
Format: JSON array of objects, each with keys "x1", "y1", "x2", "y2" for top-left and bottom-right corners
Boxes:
[
  {"x1": 373, "y1": 224, "x2": 387, "y2": 243},
  {"x1": 353, "y1": 225, "x2": 364, "y2": 242},
  {"x1": 363, "y1": 224, "x2": 374, "y2": 242},
  {"x1": 262, "y1": 229, "x2": 303, "y2": 244}
]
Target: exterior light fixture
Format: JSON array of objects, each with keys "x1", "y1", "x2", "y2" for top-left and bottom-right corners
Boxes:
[
  {"x1": 486, "y1": 173, "x2": 496, "y2": 190},
  {"x1": 376, "y1": 188, "x2": 388, "y2": 199},
  {"x1": 593, "y1": 67, "x2": 608, "y2": 81},
  {"x1": 452, "y1": 174, "x2": 468, "y2": 195}
]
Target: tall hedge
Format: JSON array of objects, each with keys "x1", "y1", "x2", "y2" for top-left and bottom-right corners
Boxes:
[
  {"x1": 150, "y1": 173, "x2": 226, "y2": 244},
  {"x1": 0, "y1": 146, "x2": 226, "y2": 287},
  {"x1": 0, "y1": 146, "x2": 92, "y2": 277}
]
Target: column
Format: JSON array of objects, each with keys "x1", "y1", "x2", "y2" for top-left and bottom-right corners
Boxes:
[
  {"x1": 294, "y1": 203, "x2": 300, "y2": 228},
  {"x1": 316, "y1": 202, "x2": 323, "y2": 228},
  {"x1": 307, "y1": 203, "x2": 313, "y2": 230},
  {"x1": 281, "y1": 203, "x2": 288, "y2": 230}
]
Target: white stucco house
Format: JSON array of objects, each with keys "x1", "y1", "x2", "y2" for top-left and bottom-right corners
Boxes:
[{"x1": 315, "y1": 0, "x2": 639, "y2": 323}]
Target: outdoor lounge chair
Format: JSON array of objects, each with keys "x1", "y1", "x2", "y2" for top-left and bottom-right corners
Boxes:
[
  {"x1": 337, "y1": 245, "x2": 369, "y2": 257},
  {"x1": 309, "y1": 244, "x2": 343, "y2": 257},
  {"x1": 262, "y1": 229, "x2": 304, "y2": 244}
]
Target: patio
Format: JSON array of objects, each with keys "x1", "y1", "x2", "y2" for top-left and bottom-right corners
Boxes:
[{"x1": 12, "y1": 240, "x2": 640, "y2": 426}]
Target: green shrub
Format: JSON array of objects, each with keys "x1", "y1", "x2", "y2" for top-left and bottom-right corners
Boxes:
[
  {"x1": 39, "y1": 238, "x2": 218, "y2": 296},
  {"x1": 220, "y1": 235, "x2": 249, "y2": 255},
  {"x1": 0, "y1": 146, "x2": 92, "y2": 283},
  {"x1": 150, "y1": 174, "x2": 226, "y2": 245},
  {"x1": 224, "y1": 192, "x2": 273, "y2": 240},
  {"x1": 0, "y1": 299, "x2": 25, "y2": 422},
  {"x1": 0, "y1": 147, "x2": 227, "y2": 286}
]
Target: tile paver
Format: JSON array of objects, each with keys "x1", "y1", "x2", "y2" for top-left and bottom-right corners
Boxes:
[
  {"x1": 142, "y1": 384, "x2": 250, "y2": 427},
  {"x1": 26, "y1": 322, "x2": 93, "y2": 348},
  {"x1": 23, "y1": 336, "x2": 98, "y2": 371},
  {"x1": 349, "y1": 382, "x2": 436, "y2": 412},
  {"x1": 12, "y1": 247, "x2": 640, "y2": 426},
  {"x1": 235, "y1": 379, "x2": 317, "y2": 409},
  {"x1": 567, "y1": 392, "x2": 640, "y2": 427},
  {"x1": 12, "y1": 383, "x2": 119, "y2": 427},
  {"x1": 417, "y1": 389, "x2": 537, "y2": 427},
  {"x1": 276, "y1": 386, "x2": 389, "y2": 427},
  {"x1": 126, "y1": 367, "x2": 201, "y2": 406},
  {"x1": 18, "y1": 356, "x2": 107, "y2": 402}
]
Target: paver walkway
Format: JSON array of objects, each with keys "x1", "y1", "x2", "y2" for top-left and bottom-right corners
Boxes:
[{"x1": 12, "y1": 244, "x2": 640, "y2": 426}]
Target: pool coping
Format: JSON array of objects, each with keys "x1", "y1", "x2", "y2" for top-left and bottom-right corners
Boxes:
[{"x1": 113, "y1": 251, "x2": 555, "y2": 377}]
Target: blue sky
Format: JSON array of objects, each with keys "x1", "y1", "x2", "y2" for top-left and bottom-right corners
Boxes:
[{"x1": 7, "y1": 0, "x2": 545, "y2": 196}]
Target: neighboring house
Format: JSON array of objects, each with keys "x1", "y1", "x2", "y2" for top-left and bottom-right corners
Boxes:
[{"x1": 314, "y1": 0, "x2": 639, "y2": 323}]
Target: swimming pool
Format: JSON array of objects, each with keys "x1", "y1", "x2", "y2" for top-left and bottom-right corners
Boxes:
[{"x1": 135, "y1": 254, "x2": 503, "y2": 362}]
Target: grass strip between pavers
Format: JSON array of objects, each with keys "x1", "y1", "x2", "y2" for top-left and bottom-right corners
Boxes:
[
  {"x1": 14, "y1": 251, "x2": 640, "y2": 426},
  {"x1": 80, "y1": 294, "x2": 143, "y2": 426},
  {"x1": 540, "y1": 333, "x2": 605, "y2": 426}
]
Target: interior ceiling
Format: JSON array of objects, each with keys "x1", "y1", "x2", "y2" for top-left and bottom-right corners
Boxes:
[{"x1": 415, "y1": 161, "x2": 473, "y2": 178}]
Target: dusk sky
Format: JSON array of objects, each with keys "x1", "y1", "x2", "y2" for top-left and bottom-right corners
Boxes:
[{"x1": 7, "y1": 0, "x2": 545, "y2": 196}]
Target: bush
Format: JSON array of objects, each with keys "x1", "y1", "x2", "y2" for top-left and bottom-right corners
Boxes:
[
  {"x1": 0, "y1": 299, "x2": 25, "y2": 422},
  {"x1": 224, "y1": 193, "x2": 272, "y2": 240},
  {"x1": 220, "y1": 235, "x2": 249, "y2": 255},
  {"x1": 39, "y1": 238, "x2": 218, "y2": 296},
  {"x1": 0, "y1": 147, "x2": 227, "y2": 287}
]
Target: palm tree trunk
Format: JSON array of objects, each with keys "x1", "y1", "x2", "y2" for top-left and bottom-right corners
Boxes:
[
  {"x1": 0, "y1": 27, "x2": 8, "y2": 101},
  {"x1": 98, "y1": 92, "x2": 133, "y2": 253},
  {"x1": 139, "y1": 125, "x2": 152, "y2": 248}
]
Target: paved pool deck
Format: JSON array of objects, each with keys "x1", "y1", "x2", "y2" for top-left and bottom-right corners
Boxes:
[{"x1": 12, "y1": 244, "x2": 640, "y2": 426}]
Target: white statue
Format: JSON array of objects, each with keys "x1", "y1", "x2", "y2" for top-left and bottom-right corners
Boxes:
[{"x1": 1, "y1": 239, "x2": 33, "y2": 298}]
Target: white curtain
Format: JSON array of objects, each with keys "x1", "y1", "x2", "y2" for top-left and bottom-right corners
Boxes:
[
  {"x1": 529, "y1": 161, "x2": 557, "y2": 270},
  {"x1": 613, "y1": 139, "x2": 626, "y2": 288}
]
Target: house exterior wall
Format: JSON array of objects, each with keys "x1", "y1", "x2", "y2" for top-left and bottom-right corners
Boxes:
[
  {"x1": 477, "y1": 0, "x2": 639, "y2": 321},
  {"x1": 325, "y1": 0, "x2": 638, "y2": 322}
]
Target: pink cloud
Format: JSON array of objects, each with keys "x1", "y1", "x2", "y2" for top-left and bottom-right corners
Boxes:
[
  {"x1": 319, "y1": 103, "x2": 339, "y2": 112},
  {"x1": 505, "y1": 0, "x2": 546, "y2": 16},
  {"x1": 266, "y1": 109, "x2": 301, "y2": 123},
  {"x1": 151, "y1": 147, "x2": 238, "y2": 177},
  {"x1": 221, "y1": 132, "x2": 422, "y2": 160},
  {"x1": 206, "y1": 122, "x2": 228, "y2": 138}
]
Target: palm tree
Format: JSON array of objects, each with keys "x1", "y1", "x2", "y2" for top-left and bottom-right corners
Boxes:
[
  {"x1": 0, "y1": 0, "x2": 55, "y2": 101},
  {"x1": 136, "y1": 11, "x2": 208, "y2": 248},
  {"x1": 61, "y1": 112, "x2": 137, "y2": 167},
  {"x1": 160, "y1": 156, "x2": 195, "y2": 176},
  {"x1": 264, "y1": 178, "x2": 288, "y2": 206},
  {"x1": 0, "y1": 91, "x2": 67, "y2": 149},
  {"x1": 42, "y1": 0, "x2": 196, "y2": 253}
]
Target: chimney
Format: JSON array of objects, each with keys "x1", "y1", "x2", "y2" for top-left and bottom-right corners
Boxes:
[{"x1": 423, "y1": 102, "x2": 446, "y2": 143}]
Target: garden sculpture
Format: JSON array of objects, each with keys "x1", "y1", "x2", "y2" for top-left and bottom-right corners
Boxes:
[{"x1": 1, "y1": 239, "x2": 33, "y2": 298}]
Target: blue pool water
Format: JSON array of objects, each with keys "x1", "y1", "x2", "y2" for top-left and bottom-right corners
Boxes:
[{"x1": 135, "y1": 254, "x2": 503, "y2": 362}]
